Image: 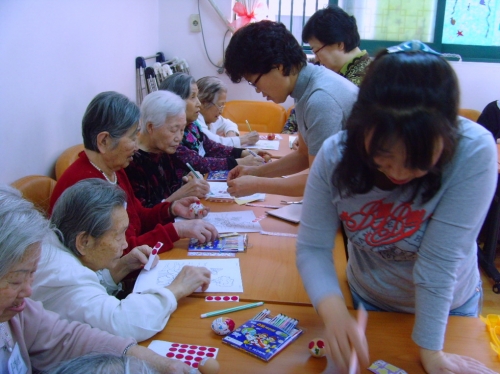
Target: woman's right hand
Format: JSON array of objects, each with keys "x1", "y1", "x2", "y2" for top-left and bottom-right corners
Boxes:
[
  {"x1": 420, "y1": 348, "x2": 499, "y2": 374},
  {"x1": 166, "y1": 175, "x2": 209, "y2": 202},
  {"x1": 173, "y1": 219, "x2": 218, "y2": 243},
  {"x1": 318, "y1": 295, "x2": 369, "y2": 373},
  {"x1": 166, "y1": 265, "x2": 211, "y2": 300},
  {"x1": 240, "y1": 131, "x2": 260, "y2": 145}
]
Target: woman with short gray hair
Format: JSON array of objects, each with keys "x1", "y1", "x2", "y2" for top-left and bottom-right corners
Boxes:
[
  {"x1": 0, "y1": 185, "x2": 200, "y2": 374},
  {"x1": 49, "y1": 91, "x2": 218, "y2": 255},
  {"x1": 33, "y1": 179, "x2": 211, "y2": 342},
  {"x1": 196, "y1": 76, "x2": 259, "y2": 147}
]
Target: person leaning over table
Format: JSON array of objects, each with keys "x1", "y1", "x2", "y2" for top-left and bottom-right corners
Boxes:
[
  {"x1": 283, "y1": 5, "x2": 371, "y2": 146},
  {"x1": 223, "y1": 20, "x2": 358, "y2": 198},
  {"x1": 158, "y1": 72, "x2": 270, "y2": 170},
  {"x1": 196, "y1": 76, "x2": 260, "y2": 147},
  {"x1": 0, "y1": 185, "x2": 199, "y2": 374},
  {"x1": 33, "y1": 179, "x2": 210, "y2": 342},
  {"x1": 296, "y1": 49, "x2": 498, "y2": 374},
  {"x1": 49, "y1": 91, "x2": 218, "y2": 255},
  {"x1": 125, "y1": 91, "x2": 210, "y2": 208}
]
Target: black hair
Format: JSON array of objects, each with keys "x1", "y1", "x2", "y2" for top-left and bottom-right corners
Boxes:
[
  {"x1": 159, "y1": 72, "x2": 195, "y2": 100},
  {"x1": 334, "y1": 50, "x2": 460, "y2": 203},
  {"x1": 302, "y1": 6, "x2": 360, "y2": 52},
  {"x1": 82, "y1": 91, "x2": 140, "y2": 152},
  {"x1": 224, "y1": 20, "x2": 307, "y2": 83}
]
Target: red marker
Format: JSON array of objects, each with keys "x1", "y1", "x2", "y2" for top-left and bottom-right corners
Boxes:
[{"x1": 144, "y1": 242, "x2": 163, "y2": 270}]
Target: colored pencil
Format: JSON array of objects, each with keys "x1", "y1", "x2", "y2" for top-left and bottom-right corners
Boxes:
[
  {"x1": 186, "y1": 163, "x2": 201, "y2": 179},
  {"x1": 200, "y1": 301, "x2": 264, "y2": 318}
]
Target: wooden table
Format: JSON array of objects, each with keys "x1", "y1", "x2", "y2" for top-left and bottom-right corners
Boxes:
[{"x1": 141, "y1": 298, "x2": 500, "y2": 373}]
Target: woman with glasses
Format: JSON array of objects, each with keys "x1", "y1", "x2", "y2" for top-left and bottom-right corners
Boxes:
[
  {"x1": 197, "y1": 76, "x2": 259, "y2": 147},
  {"x1": 297, "y1": 50, "x2": 497, "y2": 373}
]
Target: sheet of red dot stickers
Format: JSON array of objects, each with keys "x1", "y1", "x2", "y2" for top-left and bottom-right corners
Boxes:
[
  {"x1": 205, "y1": 295, "x2": 240, "y2": 302},
  {"x1": 148, "y1": 340, "x2": 219, "y2": 369}
]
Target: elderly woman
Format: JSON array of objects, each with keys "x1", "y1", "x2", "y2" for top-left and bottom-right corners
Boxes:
[
  {"x1": 0, "y1": 185, "x2": 197, "y2": 374},
  {"x1": 126, "y1": 91, "x2": 210, "y2": 208},
  {"x1": 50, "y1": 91, "x2": 218, "y2": 254},
  {"x1": 33, "y1": 179, "x2": 210, "y2": 342},
  {"x1": 196, "y1": 76, "x2": 259, "y2": 147},
  {"x1": 159, "y1": 72, "x2": 268, "y2": 170}
]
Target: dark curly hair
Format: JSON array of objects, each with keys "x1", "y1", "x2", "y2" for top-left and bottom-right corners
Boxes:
[
  {"x1": 302, "y1": 6, "x2": 360, "y2": 52},
  {"x1": 333, "y1": 50, "x2": 460, "y2": 203},
  {"x1": 224, "y1": 20, "x2": 307, "y2": 83}
]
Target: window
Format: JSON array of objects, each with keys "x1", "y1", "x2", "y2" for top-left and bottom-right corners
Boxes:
[{"x1": 263, "y1": 0, "x2": 500, "y2": 62}]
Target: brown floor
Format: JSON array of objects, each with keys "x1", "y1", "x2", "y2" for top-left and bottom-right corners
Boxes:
[{"x1": 480, "y1": 252, "x2": 500, "y2": 315}]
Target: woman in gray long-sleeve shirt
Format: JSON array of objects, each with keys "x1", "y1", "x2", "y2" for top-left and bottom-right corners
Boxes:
[{"x1": 297, "y1": 49, "x2": 497, "y2": 373}]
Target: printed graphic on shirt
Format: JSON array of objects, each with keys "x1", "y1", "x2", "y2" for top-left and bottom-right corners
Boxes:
[{"x1": 340, "y1": 198, "x2": 428, "y2": 261}]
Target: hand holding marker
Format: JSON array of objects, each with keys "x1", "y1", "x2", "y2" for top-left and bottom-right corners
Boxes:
[{"x1": 144, "y1": 242, "x2": 163, "y2": 271}]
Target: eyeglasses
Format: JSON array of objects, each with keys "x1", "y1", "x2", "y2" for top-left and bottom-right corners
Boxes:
[
  {"x1": 247, "y1": 72, "x2": 264, "y2": 88},
  {"x1": 211, "y1": 102, "x2": 225, "y2": 111},
  {"x1": 312, "y1": 44, "x2": 328, "y2": 55}
]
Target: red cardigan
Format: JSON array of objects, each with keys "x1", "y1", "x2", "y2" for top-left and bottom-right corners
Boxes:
[{"x1": 50, "y1": 152, "x2": 179, "y2": 254}]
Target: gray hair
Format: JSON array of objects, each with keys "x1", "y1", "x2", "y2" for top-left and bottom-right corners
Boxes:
[
  {"x1": 82, "y1": 91, "x2": 140, "y2": 152},
  {"x1": 0, "y1": 185, "x2": 50, "y2": 279},
  {"x1": 46, "y1": 353, "x2": 159, "y2": 374},
  {"x1": 196, "y1": 76, "x2": 227, "y2": 105},
  {"x1": 139, "y1": 91, "x2": 186, "y2": 134},
  {"x1": 50, "y1": 179, "x2": 127, "y2": 256},
  {"x1": 158, "y1": 72, "x2": 196, "y2": 99}
]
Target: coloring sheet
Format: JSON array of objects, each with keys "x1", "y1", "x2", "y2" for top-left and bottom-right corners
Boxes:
[
  {"x1": 245, "y1": 140, "x2": 280, "y2": 150},
  {"x1": 206, "y1": 182, "x2": 265, "y2": 204},
  {"x1": 133, "y1": 258, "x2": 243, "y2": 293},
  {"x1": 176, "y1": 211, "x2": 263, "y2": 233}
]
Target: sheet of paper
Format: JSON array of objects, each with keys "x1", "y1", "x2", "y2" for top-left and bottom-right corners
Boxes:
[
  {"x1": 289, "y1": 135, "x2": 297, "y2": 149},
  {"x1": 206, "y1": 182, "x2": 265, "y2": 204},
  {"x1": 134, "y1": 258, "x2": 243, "y2": 293},
  {"x1": 177, "y1": 210, "x2": 262, "y2": 233},
  {"x1": 246, "y1": 139, "x2": 280, "y2": 150}
]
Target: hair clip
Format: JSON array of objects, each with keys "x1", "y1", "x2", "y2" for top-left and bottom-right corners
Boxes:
[{"x1": 386, "y1": 40, "x2": 441, "y2": 56}]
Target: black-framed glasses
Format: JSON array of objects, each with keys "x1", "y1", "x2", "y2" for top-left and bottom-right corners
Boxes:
[
  {"x1": 312, "y1": 44, "x2": 328, "y2": 55},
  {"x1": 247, "y1": 72, "x2": 264, "y2": 88}
]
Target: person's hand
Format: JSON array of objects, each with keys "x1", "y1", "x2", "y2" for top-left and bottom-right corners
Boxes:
[
  {"x1": 166, "y1": 265, "x2": 211, "y2": 300},
  {"x1": 173, "y1": 219, "x2": 218, "y2": 243},
  {"x1": 318, "y1": 295, "x2": 369, "y2": 374},
  {"x1": 171, "y1": 197, "x2": 210, "y2": 219},
  {"x1": 420, "y1": 348, "x2": 498, "y2": 374},
  {"x1": 227, "y1": 165, "x2": 258, "y2": 181},
  {"x1": 292, "y1": 137, "x2": 299, "y2": 150},
  {"x1": 227, "y1": 175, "x2": 260, "y2": 197},
  {"x1": 122, "y1": 245, "x2": 159, "y2": 272},
  {"x1": 237, "y1": 153, "x2": 265, "y2": 166},
  {"x1": 240, "y1": 131, "x2": 259, "y2": 145},
  {"x1": 109, "y1": 245, "x2": 158, "y2": 283},
  {"x1": 169, "y1": 175, "x2": 210, "y2": 200}
]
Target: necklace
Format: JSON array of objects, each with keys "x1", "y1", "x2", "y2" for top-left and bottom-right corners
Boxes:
[
  {"x1": 0, "y1": 322, "x2": 13, "y2": 353},
  {"x1": 88, "y1": 160, "x2": 117, "y2": 184}
]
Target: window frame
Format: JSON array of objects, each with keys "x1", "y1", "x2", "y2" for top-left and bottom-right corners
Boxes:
[{"x1": 280, "y1": 0, "x2": 500, "y2": 63}]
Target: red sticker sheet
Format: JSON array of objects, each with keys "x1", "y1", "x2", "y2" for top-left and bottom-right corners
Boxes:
[
  {"x1": 205, "y1": 295, "x2": 240, "y2": 302},
  {"x1": 148, "y1": 340, "x2": 219, "y2": 369}
]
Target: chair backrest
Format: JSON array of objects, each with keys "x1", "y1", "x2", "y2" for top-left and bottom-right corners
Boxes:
[
  {"x1": 11, "y1": 175, "x2": 57, "y2": 217},
  {"x1": 222, "y1": 100, "x2": 287, "y2": 133},
  {"x1": 55, "y1": 144, "x2": 84, "y2": 180},
  {"x1": 458, "y1": 108, "x2": 481, "y2": 122}
]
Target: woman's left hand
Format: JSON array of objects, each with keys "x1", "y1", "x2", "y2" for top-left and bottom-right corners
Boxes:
[
  {"x1": 172, "y1": 197, "x2": 210, "y2": 219},
  {"x1": 420, "y1": 348, "x2": 498, "y2": 374}
]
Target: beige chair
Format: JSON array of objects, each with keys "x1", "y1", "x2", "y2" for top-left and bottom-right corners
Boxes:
[
  {"x1": 222, "y1": 100, "x2": 287, "y2": 133},
  {"x1": 55, "y1": 144, "x2": 84, "y2": 180},
  {"x1": 459, "y1": 108, "x2": 481, "y2": 122},
  {"x1": 11, "y1": 175, "x2": 57, "y2": 217}
]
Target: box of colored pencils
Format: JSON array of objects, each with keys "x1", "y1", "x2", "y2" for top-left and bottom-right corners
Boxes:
[
  {"x1": 188, "y1": 234, "x2": 248, "y2": 253},
  {"x1": 222, "y1": 309, "x2": 303, "y2": 361}
]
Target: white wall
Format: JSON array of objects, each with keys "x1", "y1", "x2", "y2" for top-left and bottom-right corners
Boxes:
[
  {"x1": 0, "y1": 0, "x2": 159, "y2": 183},
  {"x1": 0, "y1": 0, "x2": 499, "y2": 184}
]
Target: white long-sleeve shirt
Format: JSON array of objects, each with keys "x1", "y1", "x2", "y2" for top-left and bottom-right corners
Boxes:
[
  {"x1": 197, "y1": 113, "x2": 242, "y2": 147},
  {"x1": 32, "y1": 234, "x2": 177, "y2": 342}
]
